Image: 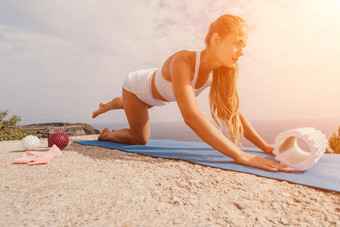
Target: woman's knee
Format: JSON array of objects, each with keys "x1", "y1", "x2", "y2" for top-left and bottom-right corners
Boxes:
[{"x1": 133, "y1": 134, "x2": 149, "y2": 145}]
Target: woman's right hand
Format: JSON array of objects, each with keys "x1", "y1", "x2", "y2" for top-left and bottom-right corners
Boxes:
[{"x1": 234, "y1": 152, "x2": 294, "y2": 173}]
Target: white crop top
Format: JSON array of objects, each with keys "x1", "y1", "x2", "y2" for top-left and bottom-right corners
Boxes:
[{"x1": 154, "y1": 50, "x2": 212, "y2": 102}]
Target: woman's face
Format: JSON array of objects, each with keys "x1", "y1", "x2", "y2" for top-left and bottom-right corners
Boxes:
[{"x1": 216, "y1": 26, "x2": 248, "y2": 68}]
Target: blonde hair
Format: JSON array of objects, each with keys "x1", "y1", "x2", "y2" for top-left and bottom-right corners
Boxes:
[{"x1": 205, "y1": 14, "x2": 248, "y2": 146}]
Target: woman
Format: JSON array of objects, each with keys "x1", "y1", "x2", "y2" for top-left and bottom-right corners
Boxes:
[{"x1": 92, "y1": 14, "x2": 294, "y2": 173}]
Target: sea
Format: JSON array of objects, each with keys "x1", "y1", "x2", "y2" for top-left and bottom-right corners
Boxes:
[{"x1": 92, "y1": 119, "x2": 339, "y2": 148}]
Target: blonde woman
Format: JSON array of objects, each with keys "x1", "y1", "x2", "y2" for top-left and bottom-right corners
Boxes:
[{"x1": 92, "y1": 14, "x2": 294, "y2": 173}]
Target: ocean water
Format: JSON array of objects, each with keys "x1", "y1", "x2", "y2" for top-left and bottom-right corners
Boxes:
[{"x1": 92, "y1": 119, "x2": 339, "y2": 148}]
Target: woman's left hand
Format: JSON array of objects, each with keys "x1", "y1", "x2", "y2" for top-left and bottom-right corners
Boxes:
[{"x1": 262, "y1": 144, "x2": 274, "y2": 154}]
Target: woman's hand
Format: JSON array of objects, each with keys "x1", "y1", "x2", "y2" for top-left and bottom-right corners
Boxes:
[
  {"x1": 262, "y1": 144, "x2": 274, "y2": 154},
  {"x1": 234, "y1": 152, "x2": 294, "y2": 172}
]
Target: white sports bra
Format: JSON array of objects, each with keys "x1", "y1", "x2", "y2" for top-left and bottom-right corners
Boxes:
[{"x1": 154, "y1": 50, "x2": 212, "y2": 102}]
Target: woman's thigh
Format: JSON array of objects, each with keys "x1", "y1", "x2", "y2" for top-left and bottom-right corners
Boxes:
[{"x1": 122, "y1": 88, "x2": 152, "y2": 142}]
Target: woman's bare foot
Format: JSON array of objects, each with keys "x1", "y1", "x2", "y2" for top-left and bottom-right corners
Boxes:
[
  {"x1": 92, "y1": 97, "x2": 123, "y2": 118},
  {"x1": 98, "y1": 128, "x2": 111, "y2": 141},
  {"x1": 92, "y1": 102, "x2": 107, "y2": 118}
]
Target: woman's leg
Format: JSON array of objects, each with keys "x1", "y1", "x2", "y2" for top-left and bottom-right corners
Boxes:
[
  {"x1": 92, "y1": 96, "x2": 123, "y2": 118},
  {"x1": 98, "y1": 89, "x2": 152, "y2": 145}
]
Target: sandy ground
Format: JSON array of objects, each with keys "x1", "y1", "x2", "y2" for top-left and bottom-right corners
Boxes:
[{"x1": 1, "y1": 135, "x2": 339, "y2": 226}]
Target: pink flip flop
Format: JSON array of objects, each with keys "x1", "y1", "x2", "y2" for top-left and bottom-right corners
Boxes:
[
  {"x1": 12, "y1": 152, "x2": 37, "y2": 164},
  {"x1": 13, "y1": 145, "x2": 62, "y2": 165},
  {"x1": 27, "y1": 145, "x2": 62, "y2": 157},
  {"x1": 28, "y1": 155, "x2": 55, "y2": 166}
]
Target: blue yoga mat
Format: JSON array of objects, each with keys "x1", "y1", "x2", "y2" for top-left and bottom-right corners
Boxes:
[{"x1": 75, "y1": 139, "x2": 340, "y2": 192}]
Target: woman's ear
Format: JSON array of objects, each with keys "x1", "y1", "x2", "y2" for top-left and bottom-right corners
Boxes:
[{"x1": 210, "y1": 32, "x2": 221, "y2": 46}]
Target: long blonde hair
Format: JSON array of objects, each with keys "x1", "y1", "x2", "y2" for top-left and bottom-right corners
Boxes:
[{"x1": 205, "y1": 14, "x2": 248, "y2": 146}]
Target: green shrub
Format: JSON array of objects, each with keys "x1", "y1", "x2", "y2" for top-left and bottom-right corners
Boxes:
[{"x1": 0, "y1": 109, "x2": 37, "y2": 141}]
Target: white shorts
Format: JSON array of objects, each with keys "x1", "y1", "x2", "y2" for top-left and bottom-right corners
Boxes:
[{"x1": 123, "y1": 68, "x2": 169, "y2": 107}]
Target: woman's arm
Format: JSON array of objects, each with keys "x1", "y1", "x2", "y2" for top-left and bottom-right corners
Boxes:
[
  {"x1": 169, "y1": 53, "x2": 291, "y2": 172},
  {"x1": 239, "y1": 112, "x2": 274, "y2": 154}
]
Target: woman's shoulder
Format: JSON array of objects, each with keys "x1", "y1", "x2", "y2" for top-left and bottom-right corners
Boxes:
[
  {"x1": 166, "y1": 50, "x2": 196, "y2": 66},
  {"x1": 171, "y1": 49, "x2": 195, "y2": 59},
  {"x1": 162, "y1": 50, "x2": 196, "y2": 76}
]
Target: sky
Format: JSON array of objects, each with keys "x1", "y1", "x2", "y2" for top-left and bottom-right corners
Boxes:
[{"x1": 0, "y1": 0, "x2": 339, "y2": 125}]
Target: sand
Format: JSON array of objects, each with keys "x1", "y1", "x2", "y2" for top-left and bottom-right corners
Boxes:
[{"x1": 1, "y1": 135, "x2": 339, "y2": 226}]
